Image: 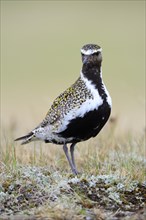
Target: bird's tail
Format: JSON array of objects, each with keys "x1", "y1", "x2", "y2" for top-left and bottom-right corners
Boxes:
[{"x1": 15, "y1": 131, "x2": 36, "y2": 145}]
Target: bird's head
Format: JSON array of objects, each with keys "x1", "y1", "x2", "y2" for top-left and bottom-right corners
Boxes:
[{"x1": 81, "y1": 44, "x2": 102, "y2": 65}]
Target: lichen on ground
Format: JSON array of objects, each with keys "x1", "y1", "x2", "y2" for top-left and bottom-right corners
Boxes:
[{"x1": 0, "y1": 165, "x2": 145, "y2": 220}]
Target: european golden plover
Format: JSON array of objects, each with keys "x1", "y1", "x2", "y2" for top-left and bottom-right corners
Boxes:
[{"x1": 15, "y1": 44, "x2": 112, "y2": 175}]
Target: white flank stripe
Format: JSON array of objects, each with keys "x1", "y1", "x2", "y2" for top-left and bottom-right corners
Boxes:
[
  {"x1": 80, "y1": 71, "x2": 103, "y2": 109},
  {"x1": 100, "y1": 68, "x2": 112, "y2": 107},
  {"x1": 56, "y1": 72, "x2": 103, "y2": 133},
  {"x1": 35, "y1": 69, "x2": 111, "y2": 143}
]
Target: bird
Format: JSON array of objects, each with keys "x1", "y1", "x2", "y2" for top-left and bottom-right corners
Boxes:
[{"x1": 15, "y1": 44, "x2": 112, "y2": 175}]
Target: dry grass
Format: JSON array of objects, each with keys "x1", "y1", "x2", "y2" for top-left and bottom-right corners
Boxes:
[
  {"x1": 1, "y1": 100, "x2": 145, "y2": 218},
  {"x1": 1, "y1": 120, "x2": 145, "y2": 181},
  {"x1": 0, "y1": 119, "x2": 145, "y2": 220}
]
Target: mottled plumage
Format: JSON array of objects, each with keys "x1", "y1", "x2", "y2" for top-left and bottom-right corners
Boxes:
[
  {"x1": 15, "y1": 44, "x2": 112, "y2": 175},
  {"x1": 41, "y1": 77, "x2": 93, "y2": 127}
]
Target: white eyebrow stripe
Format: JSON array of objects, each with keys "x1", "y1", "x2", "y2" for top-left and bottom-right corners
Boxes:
[{"x1": 81, "y1": 48, "x2": 102, "y2": 55}]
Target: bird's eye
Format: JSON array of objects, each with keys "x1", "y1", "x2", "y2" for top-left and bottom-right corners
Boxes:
[{"x1": 94, "y1": 51, "x2": 100, "y2": 56}]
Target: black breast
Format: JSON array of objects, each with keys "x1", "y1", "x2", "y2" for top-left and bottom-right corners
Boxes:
[{"x1": 57, "y1": 102, "x2": 111, "y2": 142}]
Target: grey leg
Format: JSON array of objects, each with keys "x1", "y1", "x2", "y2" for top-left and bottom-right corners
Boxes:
[
  {"x1": 70, "y1": 143, "x2": 78, "y2": 173},
  {"x1": 63, "y1": 144, "x2": 78, "y2": 175}
]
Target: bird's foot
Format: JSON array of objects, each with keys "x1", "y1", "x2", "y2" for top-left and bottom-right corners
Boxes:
[{"x1": 71, "y1": 167, "x2": 79, "y2": 175}]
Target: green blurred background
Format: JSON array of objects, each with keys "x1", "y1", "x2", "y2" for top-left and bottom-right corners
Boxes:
[{"x1": 1, "y1": 1, "x2": 145, "y2": 134}]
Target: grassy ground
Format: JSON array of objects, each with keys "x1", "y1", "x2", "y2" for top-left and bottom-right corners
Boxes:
[{"x1": 0, "y1": 121, "x2": 145, "y2": 219}]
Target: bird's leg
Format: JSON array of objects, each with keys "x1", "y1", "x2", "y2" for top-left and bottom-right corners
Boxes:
[
  {"x1": 70, "y1": 143, "x2": 78, "y2": 174},
  {"x1": 63, "y1": 144, "x2": 78, "y2": 175}
]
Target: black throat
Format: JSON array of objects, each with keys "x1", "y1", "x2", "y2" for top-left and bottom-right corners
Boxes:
[{"x1": 82, "y1": 62, "x2": 108, "y2": 101}]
